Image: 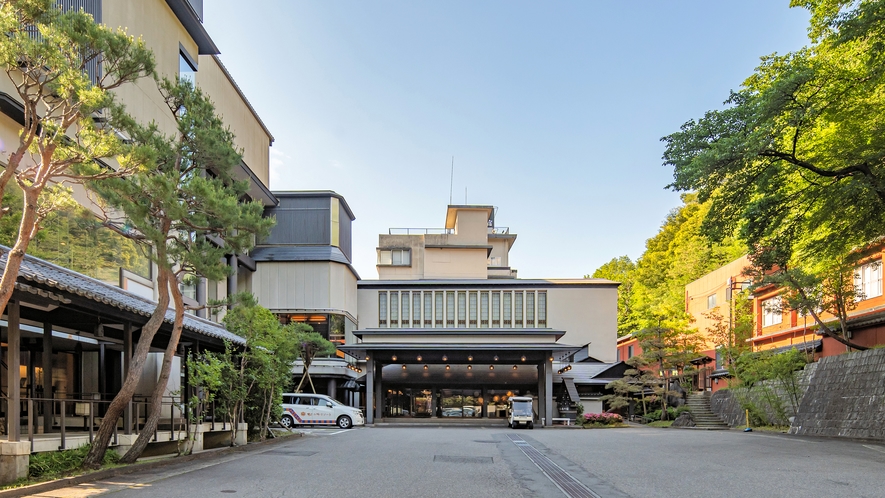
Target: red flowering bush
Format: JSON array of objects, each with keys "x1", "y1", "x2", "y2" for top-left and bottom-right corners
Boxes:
[{"x1": 581, "y1": 413, "x2": 623, "y2": 426}]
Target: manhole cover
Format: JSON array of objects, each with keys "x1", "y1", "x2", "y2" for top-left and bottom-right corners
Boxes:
[
  {"x1": 434, "y1": 455, "x2": 494, "y2": 464},
  {"x1": 265, "y1": 450, "x2": 318, "y2": 457}
]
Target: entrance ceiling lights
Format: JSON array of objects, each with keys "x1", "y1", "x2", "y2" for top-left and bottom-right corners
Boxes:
[
  {"x1": 489, "y1": 365, "x2": 494, "y2": 370},
  {"x1": 445, "y1": 364, "x2": 451, "y2": 370},
  {"x1": 392, "y1": 355, "x2": 397, "y2": 361},
  {"x1": 513, "y1": 365, "x2": 517, "y2": 370},
  {"x1": 424, "y1": 364, "x2": 428, "y2": 370},
  {"x1": 468, "y1": 355, "x2": 473, "y2": 361},
  {"x1": 549, "y1": 356, "x2": 554, "y2": 362},
  {"x1": 442, "y1": 354, "x2": 448, "y2": 362},
  {"x1": 402, "y1": 364, "x2": 407, "y2": 370},
  {"x1": 417, "y1": 354, "x2": 422, "y2": 361},
  {"x1": 467, "y1": 364, "x2": 472, "y2": 370},
  {"x1": 521, "y1": 355, "x2": 526, "y2": 362},
  {"x1": 494, "y1": 355, "x2": 499, "y2": 361}
]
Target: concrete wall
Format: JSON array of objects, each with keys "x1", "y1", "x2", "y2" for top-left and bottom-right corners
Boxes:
[
  {"x1": 547, "y1": 286, "x2": 617, "y2": 363},
  {"x1": 424, "y1": 248, "x2": 488, "y2": 279},
  {"x1": 252, "y1": 261, "x2": 358, "y2": 318},
  {"x1": 685, "y1": 255, "x2": 750, "y2": 351}
]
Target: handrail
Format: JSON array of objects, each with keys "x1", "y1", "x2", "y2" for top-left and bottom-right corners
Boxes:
[{"x1": 388, "y1": 228, "x2": 454, "y2": 235}]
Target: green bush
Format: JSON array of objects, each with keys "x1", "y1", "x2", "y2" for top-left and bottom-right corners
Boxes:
[{"x1": 29, "y1": 445, "x2": 119, "y2": 480}]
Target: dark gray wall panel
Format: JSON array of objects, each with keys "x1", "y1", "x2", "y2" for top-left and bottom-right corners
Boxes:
[{"x1": 263, "y1": 197, "x2": 330, "y2": 245}]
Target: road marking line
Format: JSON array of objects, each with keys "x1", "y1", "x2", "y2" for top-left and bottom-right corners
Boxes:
[{"x1": 863, "y1": 444, "x2": 885, "y2": 454}]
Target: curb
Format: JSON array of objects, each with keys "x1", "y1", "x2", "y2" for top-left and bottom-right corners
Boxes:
[{"x1": 0, "y1": 432, "x2": 303, "y2": 498}]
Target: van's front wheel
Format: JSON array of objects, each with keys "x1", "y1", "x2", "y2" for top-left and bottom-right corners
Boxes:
[
  {"x1": 337, "y1": 415, "x2": 353, "y2": 429},
  {"x1": 281, "y1": 415, "x2": 295, "y2": 428}
]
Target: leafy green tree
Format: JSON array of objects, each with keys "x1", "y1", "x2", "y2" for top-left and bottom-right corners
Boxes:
[
  {"x1": 0, "y1": 0, "x2": 154, "y2": 320},
  {"x1": 588, "y1": 256, "x2": 636, "y2": 336},
  {"x1": 82, "y1": 78, "x2": 272, "y2": 467},
  {"x1": 221, "y1": 294, "x2": 300, "y2": 443},
  {"x1": 293, "y1": 326, "x2": 337, "y2": 394},
  {"x1": 603, "y1": 354, "x2": 658, "y2": 419}
]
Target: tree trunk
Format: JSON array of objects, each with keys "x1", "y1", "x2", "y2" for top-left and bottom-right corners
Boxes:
[
  {"x1": 119, "y1": 268, "x2": 185, "y2": 464},
  {"x1": 0, "y1": 186, "x2": 42, "y2": 324},
  {"x1": 81, "y1": 270, "x2": 171, "y2": 468}
]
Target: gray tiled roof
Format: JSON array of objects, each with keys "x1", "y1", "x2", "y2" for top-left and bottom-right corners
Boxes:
[
  {"x1": 554, "y1": 362, "x2": 618, "y2": 385},
  {"x1": 1, "y1": 248, "x2": 245, "y2": 345},
  {"x1": 251, "y1": 245, "x2": 351, "y2": 264}
]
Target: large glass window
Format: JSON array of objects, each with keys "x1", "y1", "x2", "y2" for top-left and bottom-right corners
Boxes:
[
  {"x1": 390, "y1": 292, "x2": 399, "y2": 327},
  {"x1": 458, "y1": 291, "x2": 467, "y2": 327},
  {"x1": 469, "y1": 292, "x2": 478, "y2": 327},
  {"x1": 401, "y1": 291, "x2": 410, "y2": 326},
  {"x1": 179, "y1": 51, "x2": 196, "y2": 85},
  {"x1": 515, "y1": 292, "x2": 523, "y2": 327},
  {"x1": 761, "y1": 296, "x2": 782, "y2": 327},
  {"x1": 424, "y1": 292, "x2": 432, "y2": 327},
  {"x1": 526, "y1": 292, "x2": 535, "y2": 327},
  {"x1": 503, "y1": 292, "x2": 512, "y2": 327},
  {"x1": 413, "y1": 292, "x2": 422, "y2": 327},
  {"x1": 856, "y1": 261, "x2": 883, "y2": 300},
  {"x1": 480, "y1": 292, "x2": 489, "y2": 328},
  {"x1": 435, "y1": 292, "x2": 444, "y2": 327},
  {"x1": 378, "y1": 292, "x2": 387, "y2": 327},
  {"x1": 538, "y1": 292, "x2": 547, "y2": 327},
  {"x1": 492, "y1": 292, "x2": 500, "y2": 327},
  {"x1": 446, "y1": 291, "x2": 455, "y2": 327},
  {"x1": 378, "y1": 249, "x2": 410, "y2": 266}
]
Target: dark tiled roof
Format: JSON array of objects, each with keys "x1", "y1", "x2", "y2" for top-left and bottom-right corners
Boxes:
[
  {"x1": 252, "y1": 245, "x2": 351, "y2": 265},
  {"x1": 1, "y1": 248, "x2": 245, "y2": 345},
  {"x1": 554, "y1": 363, "x2": 618, "y2": 384}
]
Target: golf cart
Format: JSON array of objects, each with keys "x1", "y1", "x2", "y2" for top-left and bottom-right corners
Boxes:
[{"x1": 507, "y1": 396, "x2": 534, "y2": 429}]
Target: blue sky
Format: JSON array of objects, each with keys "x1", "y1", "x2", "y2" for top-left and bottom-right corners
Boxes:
[{"x1": 203, "y1": 1, "x2": 811, "y2": 280}]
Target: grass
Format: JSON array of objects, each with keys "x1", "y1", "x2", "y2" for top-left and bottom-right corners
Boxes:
[
  {"x1": 647, "y1": 421, "x2": 674, "y2": 428},
  {"x1": 0, "y1": 445, "x2": 122, "y2": 491},
  {"x1": 735, "y1": 425, "x2": 790, "y2": 433}
]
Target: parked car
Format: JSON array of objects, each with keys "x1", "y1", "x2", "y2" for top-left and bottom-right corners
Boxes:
[{"x1": 280, "y1": 393, "x2": 365, "y2": 429}]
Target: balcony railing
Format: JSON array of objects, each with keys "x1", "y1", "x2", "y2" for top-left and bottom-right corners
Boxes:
[
  {"x1": 388, "y1": 228, "x2": 454, "y2": 235},
  {"x1": 488, "y1": 227, "x2": 510, "y2": 234}
]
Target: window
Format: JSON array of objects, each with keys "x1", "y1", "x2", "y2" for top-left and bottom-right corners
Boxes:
[
  {"x1": 538, "y1": 292, "x2": 547, "y2": 327},
  {"x1": 424, "y1": 292, "x2": 432, "y2": 327},
  {"x1": 503, "y1": 292, "x2": 512, "y2": 328},
  {"x1": 627, "y1": 345, "x2": 634, "y2": 359},
  {"x1": 469, "y1": 292, "x2": 478, "y2": 327},
  {"x1": 378, "y1": 249, "x2": 411, "y2": 266},
  {"x1": 515, "y1": 292, "x2": 523, "y2": 327},
  {"x1": 762, "y1": 296, "x2": 782, "y2": 327},
  {"x1": 378, "y1": 292, "x2": 387, "y2": 328},
  {"x1": 435, "y1": 292, "x2": 444, "y2": 327},
  {"x1": 526, "y1": 292, "x2": 535, "y2": 327},
  {"x1": 707, "y1": 293, "x2": 717, "y2": 309},
  {"x1": 179, "y1": 50, "x2": 196, "y2": 85},
  {"x1": 401, "y1": 291, "x2": 410, "y2": 326},
  {"x1": 446, "y1": 291, "x2": 455, "y2": 327},
  {"x1": 492, "y1": 292, "x2": 501, "y2": 327},
  {"x1": 413, "y1": 292, "x2": 422, "y2": 327},
  {"x1": 856, "y1": 261, "x2": 883, "y2": 301},
  {"x1": 390, "y1": 292, "x2": 399, "y2": 327},
  {"x1": 458, "y1": 291, "x2": 467, "y2": 327},
  {"x1": 480, "y1": 292, "x2": 489, "y2": 327}
]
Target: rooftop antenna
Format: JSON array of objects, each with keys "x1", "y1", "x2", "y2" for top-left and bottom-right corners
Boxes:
[{"x1": 449, "y1": 156, "x2": 454, "y2": 205}]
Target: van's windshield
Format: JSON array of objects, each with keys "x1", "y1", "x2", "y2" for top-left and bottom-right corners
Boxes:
[{"x1": 511, "y1": 401, "x2": 532, "y2": 417}]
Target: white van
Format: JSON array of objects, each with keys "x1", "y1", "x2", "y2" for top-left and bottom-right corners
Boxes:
[{"x1": 280, "y1": 393, "x2": 365, "y2": 429}]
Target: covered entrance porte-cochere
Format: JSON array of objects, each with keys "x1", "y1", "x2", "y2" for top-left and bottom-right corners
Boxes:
[{"x1": 340, "y1": 343, "x2": 580, "y2": 427}]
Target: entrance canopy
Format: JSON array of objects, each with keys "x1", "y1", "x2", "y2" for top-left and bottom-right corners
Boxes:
[{"x1": 339, "y1": 343, "x2": 582, "y2": 364}]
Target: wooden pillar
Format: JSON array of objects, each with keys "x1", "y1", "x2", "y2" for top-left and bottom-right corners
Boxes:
[
  {"x1": 123, "y1": 322, "x2": 132, "y2": 435},
  {"x1": 365, "y1": 356, "x2": 375, "y2": 424},
  {"x1": 98, "y1": 343, "x2": 106, "y2": 416},
  {"x1": 6, "y1": 300, "x2": 20, "y2": 441},
  {"x1": 43, "y1": 321, "x2": 53, "y2": 434}
]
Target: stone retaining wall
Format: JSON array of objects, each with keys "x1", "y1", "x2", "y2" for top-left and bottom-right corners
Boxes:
[
  {"x1": 711, "y1": 348, "x2": 885, "y2": 440},
  {"x1": 789, "y1": 348, "x2": 885, "y2": 440},
  {"x1": 711, "y1": 362, "x2": 818, "y2": 427}
]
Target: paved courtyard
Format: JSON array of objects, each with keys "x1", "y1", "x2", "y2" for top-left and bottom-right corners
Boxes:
[{"x1": 25, "y1": 426, "x2": 885, "y2": 498}]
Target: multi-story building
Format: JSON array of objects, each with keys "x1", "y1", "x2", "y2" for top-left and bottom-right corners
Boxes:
[
  {"x1": 750, "y1": 248, "x2": 885, "y2": 357},
  {"x1": 341, "y1": 204, "x2": 619, "y2": 425},
  {"x1": 1, "y1": 1, "x2": 275, "y2": 481}
]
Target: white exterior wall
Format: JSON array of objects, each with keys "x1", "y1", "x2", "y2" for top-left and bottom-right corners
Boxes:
[
  {"x1": 546, "y1": 286, "x2": 617, "y2": 363},
  {"x1": 424, "y1": 248, "x2": 488, "y2": 279},
  {"x1": 252, "y1": 261, "x2": 358, "y2": 317}
]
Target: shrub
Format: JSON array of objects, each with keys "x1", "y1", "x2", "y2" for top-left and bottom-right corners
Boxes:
[
  {"x1": 29, "y1": 445, "x2": 119, "y2": 480},
  {"x1": 581, "y1": 413, "x2": 623, "y2": 425}
]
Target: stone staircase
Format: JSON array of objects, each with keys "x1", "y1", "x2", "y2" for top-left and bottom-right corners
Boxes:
[{"x1": 685, "y1": 392, "x2": 730, "y2": 429}]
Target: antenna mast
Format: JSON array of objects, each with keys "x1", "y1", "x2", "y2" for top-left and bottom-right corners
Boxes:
[{"x1": 449, "y1": 156, "x2": 454, "y2": 205}]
